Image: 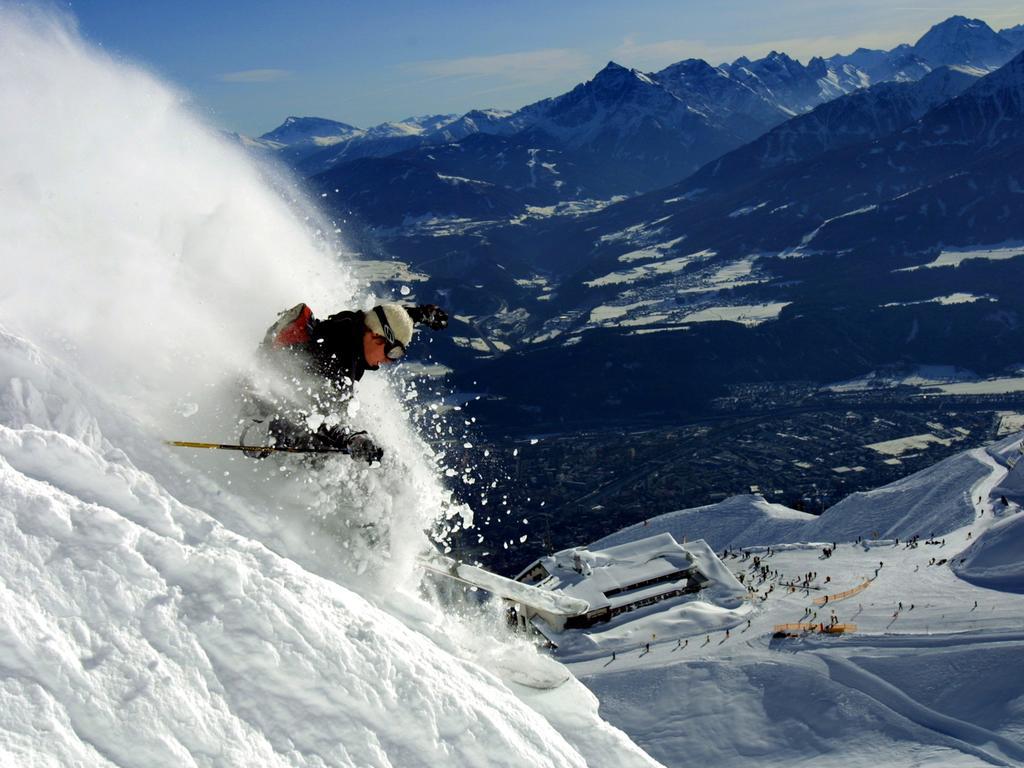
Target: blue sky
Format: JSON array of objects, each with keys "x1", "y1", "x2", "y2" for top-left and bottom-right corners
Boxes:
[{"x1": 70, "y1": 1, "x2": 1023, "y2": 136}]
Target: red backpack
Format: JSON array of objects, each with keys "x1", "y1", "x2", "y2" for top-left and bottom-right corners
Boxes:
[{"x1": 262, "y1": 303, "x2": 315, "y2": 349}]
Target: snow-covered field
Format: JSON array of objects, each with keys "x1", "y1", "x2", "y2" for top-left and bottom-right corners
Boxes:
[
  {"x1": 584, "y1": 250, "x2": 715, "y2": 288},
  {"x1": 680, "y1": 301, "x2": 790, "y2": 327},
  {"x1": 896, "y1": 241, "x2": 1024, "y2": 272},
  {"x1": 826, "y1": 365, "x2": 1024, "y2": 399},
  {"x1": 866, "y1": 432, "x2": 958, "y2": 456},
  {"x1": 931, "y1": 378, "x2": 1024, "y2": 396},
  {"x1": 882, "y1": 292, "x2": 995, "y2": 306},
  {"x1": 576, "y1": 251, "x2": 775, "y2": 338}
]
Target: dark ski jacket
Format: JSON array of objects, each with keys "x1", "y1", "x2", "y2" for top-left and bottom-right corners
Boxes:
[
  {"x1": 243, "y1": 305, "x2": 373, "y2": 428},
  {"x1": 302, "y1": 310, "x2": 372, "y2": 390},
  {"x1": 253, "y1": 308, "x2": 370, "y2": 414}
]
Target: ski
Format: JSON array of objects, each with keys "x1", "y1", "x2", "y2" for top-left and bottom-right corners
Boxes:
[
  {"x1": 165, "y1": 440, "x2": 348, "y2": 455},
  {"x1": 419, "y1": 553, "x2": 589, "y2": 618}
]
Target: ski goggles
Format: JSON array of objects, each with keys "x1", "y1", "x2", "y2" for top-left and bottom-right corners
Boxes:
[{"x1": 373, "y1": 305, "x2": 407, "y2": 360}]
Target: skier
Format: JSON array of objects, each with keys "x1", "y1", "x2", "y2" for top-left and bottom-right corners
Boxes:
[{"x1": 241, "y1": 301, "x2": 448, "y2": 462}]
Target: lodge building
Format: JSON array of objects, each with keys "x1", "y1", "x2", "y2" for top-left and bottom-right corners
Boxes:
[{"x1": 510, "y1": 532, "x2": 743, "y2": 640}]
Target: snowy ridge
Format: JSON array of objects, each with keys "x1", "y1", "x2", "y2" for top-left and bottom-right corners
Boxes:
[
  {"x1": 957, "y1": 436, "x2": 1024, "y2": 591},
  {"x1": 0, "y1": 333, "x2": 649, "y2": 767},
  {"x1": 0, "y1": 425, "x2": 535, "y2": 765},
  {"x1": 954, "y1": 507, "x2": 1024, "y2": 591},
  {"x1": 591, "y1": 493, "x2": 815, "y2": 553},
  {"x1": 912, "y1": 15, "x2": 1019, "y2": 71},
  {"x1": 592, "y1": 447, "x2": 989, "y2": 553}
]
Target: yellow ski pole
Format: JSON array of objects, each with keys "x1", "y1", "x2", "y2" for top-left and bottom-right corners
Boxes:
[{"x1": 165, "y1": 440, "x2": 347, "y2": 455}]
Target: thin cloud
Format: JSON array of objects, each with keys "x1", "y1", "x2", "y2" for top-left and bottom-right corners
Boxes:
[
  {"x1": 217, "y1": 68, "x2": 292, "y2": 83},
  {"x1": 411, "y1": 48, "x2": 592, "y2": 83}
]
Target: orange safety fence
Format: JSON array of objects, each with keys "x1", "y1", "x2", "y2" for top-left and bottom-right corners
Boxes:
[
  {"x1": 773, "y1": 622, "x2": 816, "y2": 632},
  {"x1": 813, "y1": 578, "x2": 871, "y2": 606},
  {"x1": 821, "y1": 623, "x2": 857, "y2": 634},
  {"x1": 772, "y1": 622, "x2": 857, "y2": 635}
]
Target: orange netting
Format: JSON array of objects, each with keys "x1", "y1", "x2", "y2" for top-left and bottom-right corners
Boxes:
[
  {"x1": 813, "y1": 578, "x2": 871, "y2": 606},
  {"x1": 772, "y1": 622, "x2": 857, "y2": 634}
]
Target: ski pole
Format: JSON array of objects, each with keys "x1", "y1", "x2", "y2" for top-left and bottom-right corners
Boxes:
[{"x1": 165, "y1": 440, "x2": 348, "y2": 455}]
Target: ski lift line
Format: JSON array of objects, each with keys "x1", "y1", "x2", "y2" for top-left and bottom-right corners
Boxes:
[{"x1": 165, "y1": 440, "x2": 348, "y2": 455}]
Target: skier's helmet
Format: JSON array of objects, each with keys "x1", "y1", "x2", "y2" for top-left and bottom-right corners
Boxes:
[{"x1": 365, "y1": 303, "x2": 414, "y2": 360}]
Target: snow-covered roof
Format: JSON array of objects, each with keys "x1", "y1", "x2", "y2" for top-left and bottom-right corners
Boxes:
[{"x1": 524, "y1": 533, "x2": 744, "y2": 612}]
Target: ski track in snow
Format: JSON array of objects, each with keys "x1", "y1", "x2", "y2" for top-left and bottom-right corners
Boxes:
[{"x1": 819, "y1": 654, "x2": 1024, "y2": 766}]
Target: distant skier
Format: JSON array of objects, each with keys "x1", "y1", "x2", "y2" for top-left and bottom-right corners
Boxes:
[{"x1": 241, "y1": 301, "x2": 448, "y2": 462}]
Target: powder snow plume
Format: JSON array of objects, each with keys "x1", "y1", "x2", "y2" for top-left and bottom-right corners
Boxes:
[
  {"x1": 0, "y1": 5, "x2": 454, "y2": 584},
  {"x1": 0, "y1": 8, "x2": 661, "y2": 766}
]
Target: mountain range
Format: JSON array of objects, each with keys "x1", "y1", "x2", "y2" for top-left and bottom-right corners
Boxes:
[
  {"x1": 9, "y1": 12, "x2": 1024, "y2": 767},
  {"x1": 437, "y1": 43, "x2": 1024, "y2": 429},
  {"x1": 235, "y1": 15, "x2": 1024, "y2": 432},
  {"x1": 245, "y1": 15, "x2": 1022, "y2": 218}
]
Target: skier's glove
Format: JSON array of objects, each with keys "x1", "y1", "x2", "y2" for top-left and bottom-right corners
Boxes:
[
  {"x1": 407, "y1": 304, "x2": 448, "y2": 331},
  {"x1": 346, "y1": 433, "x2": 384, "y2": 464}
]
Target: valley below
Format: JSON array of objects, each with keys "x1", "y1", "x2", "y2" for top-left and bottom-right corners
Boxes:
[{"x1": 456, "y1": 385, "x2": 1024, "y2": 576}]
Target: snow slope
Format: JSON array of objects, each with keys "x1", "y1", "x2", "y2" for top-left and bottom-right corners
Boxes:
[
  {"x1": 0, "y1": 10, "x2": 657, "y2": 767},
  {"x1": 571, "y1": 435, "x2": 1024, "y2": 767},
  {"x1": 6, "y1": 8, "x2": 1024, "y2": 767},
  {"x1": 592, "y1": 446, "x2": 989, "y2": 552}
]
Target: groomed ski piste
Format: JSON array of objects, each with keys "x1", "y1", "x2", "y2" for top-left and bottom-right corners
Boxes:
[
  {"x1": 561, "y1": 439, "x2": 1024, "y2": 767},
  {"x1": 3, "y1": 8, "x2": 1024, "y2": 768}
]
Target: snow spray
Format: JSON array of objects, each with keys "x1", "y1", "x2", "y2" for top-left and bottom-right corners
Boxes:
[{"x1": 0, "y1": 7, "x2": 455, "y2": 591}]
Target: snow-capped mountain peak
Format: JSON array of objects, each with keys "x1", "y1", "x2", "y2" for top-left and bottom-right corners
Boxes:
[
  {"x1": 657, "y1": 57, "x2": 722, "y2": 79},
  {"x1": 1001, "y1": 23, "x2": 1024, "y2": 50},
  {"x1": 912, "y1": 15, "x2": 1018, "y2": 70},
  {"x1": 723, "y1": 49, "x2": 864, "y2": 115},
  {"x1": 507, "y1": 59, "x2": 689, "y2": 142},
  {"x1": 589, "y1": 60, "x2": 654, "y2": 92},
  {"x1": 912, "y1": 47, "x2": 1024, "y2": 146},
  {"x1": 259, "y1": 115, "x2": 361, "y2": 145}
]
